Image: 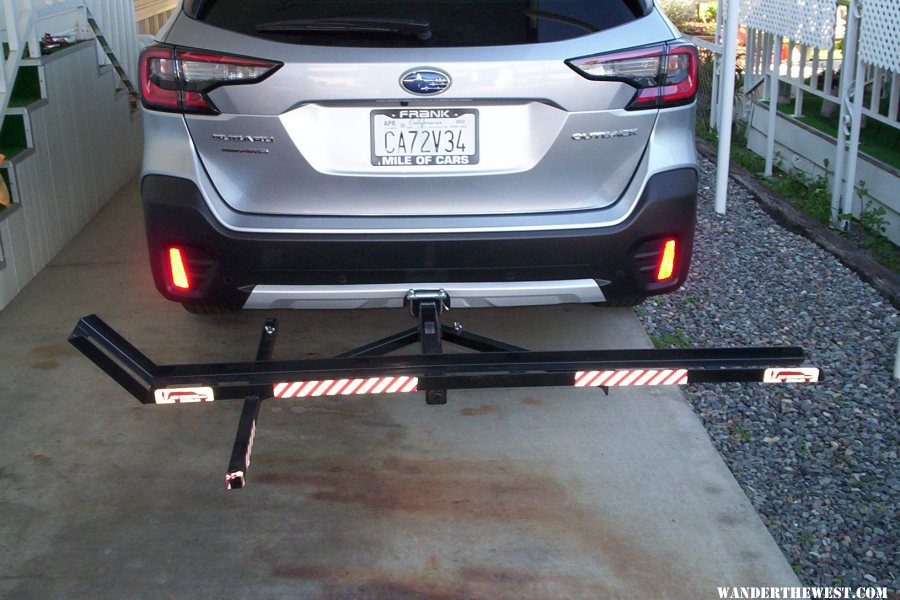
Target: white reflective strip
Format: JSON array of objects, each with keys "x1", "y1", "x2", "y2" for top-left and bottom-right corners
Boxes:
[
  {"x1": 664, "y1": 369, "x2": 687, "y2": 385},
  {"x1": 246, "y1": 420, "x2": 256, "y2": 468},
  {"x1": 574, "y1": 370, "x2": 595, "y2": 387},
  {"x1": 576, "y1": 368, "x2": 691, "y2": 388},
  {"x1": 311, "y1": 380, "x2": 334, "y2": 397},
  {"x1": 605, "y1": 371, "x2": 630, "y2": 386},
  {"x1": 590, "y1": 371, "x2": 616, "y2": 387},
  {"x1": 297, "y1": 380, "x2": 319, "y2": 397},
  {"x1": 327, "y1": 379, "x2": 350, "y2": 395},
  {"x1": 343, "y1": 379, "x2": 365, "y2": 394},
  {"x1": 574, "y1": 371, "x2": 588, "y2": 386},
  {"x1": 635, "y1": 370, "x2": 658, "y2": 385},
  {"x1": 372, "y1": 377, "x2": 394, "y2": 394},
  {"x1": 281, "y1": 381, "x2": 302, "y2": 398},
  {"x1": 585, "y1": 371, "x2": 605, "y2": 386},
  {"x1": 386, "y1": 377, "x2": 407, "y2": 393},
  {"x1": 763, "y1": 367, "x2": 819, "y2": 383},
  {"x1": 357, "y1": 378, "x2": 379, "y2": 394},
  {"x1": 583, "y1": 371, "x2": 602, "y2": 386},
  {"x1": 154, "y1": 387, "x2": 215, "y2": 404},
  {"x1": 649, "y1": 370, "x2": 672, "y2": 385},
  {"x1": 273, "y1": 376, "x2": 424, "y2": 397},
  {"x1": 620, "y1": 370, "x2": 645, "y2": 386}
]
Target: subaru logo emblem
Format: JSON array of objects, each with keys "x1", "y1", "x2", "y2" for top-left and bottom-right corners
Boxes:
[{"x1": 400, "y1": 68, "x2": 451, "y2": 95}]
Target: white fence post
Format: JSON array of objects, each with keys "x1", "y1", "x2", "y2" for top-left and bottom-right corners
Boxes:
[
  {"x1": 713, "y1": 0, "x2": 741, "y2": 214},
  {"x1": 709, "y1": 0, "x2": 724, "y2": 130},
  {"x1": 830, "y1": 0, "x2": 861, "y2": 226},
  {"x1": 764, "y1": 35, "x2": 783, "y2": 176},
  {"x1": 841, "y1": 53, "x2": 867, "y2": 219}
]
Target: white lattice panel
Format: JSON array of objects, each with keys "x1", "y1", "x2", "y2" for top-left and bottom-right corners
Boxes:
[
  {"x1": 859, "y1": 0, "x2": 900, "y2": 73},
  {"x1": 739, "y1": 0, "x2": 838, "y2": 49}
]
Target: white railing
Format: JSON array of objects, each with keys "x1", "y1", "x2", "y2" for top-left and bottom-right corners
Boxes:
[
  {"x1": 744, "y1": 0, "x2": 900, "y2": 225},
  {"x1": 696, "y1": 0, "x2": 899, "y2": 229},
  {"x1": 0, "y1": 0, "x2": 143, "y2": 125},
  {"x1": 1, "y1": 0, "x2": 41, "y2": 122},
  {"x1": 86, "y1": 0, "x2": 140, "y2": 85}
]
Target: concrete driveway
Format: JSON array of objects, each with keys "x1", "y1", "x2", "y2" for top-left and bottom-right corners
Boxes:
[{"x1": 0, "y1": 179, "x2": 799, "y2": 599}]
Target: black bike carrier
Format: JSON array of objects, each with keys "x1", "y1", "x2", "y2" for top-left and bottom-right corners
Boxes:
[{"x1": 69, "y1": 290, "x2": 820, "y2": 489}]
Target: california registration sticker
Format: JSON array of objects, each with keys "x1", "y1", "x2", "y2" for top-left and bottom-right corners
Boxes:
[
  {"x1": 763, "y1": 368, "x2": 820, "y2": 384},
  {"x1": 154, "y1": 387, "x2": 216, "y2": 404}
]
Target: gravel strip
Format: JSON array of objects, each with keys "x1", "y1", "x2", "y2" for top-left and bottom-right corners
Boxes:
[{"x1": 637, "y1": 156, "x2": 898, "y2": 590}]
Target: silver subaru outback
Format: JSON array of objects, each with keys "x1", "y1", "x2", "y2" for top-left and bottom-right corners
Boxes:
[{"x1": 139, "y1": 0, "x2": 698, "y2": 313}]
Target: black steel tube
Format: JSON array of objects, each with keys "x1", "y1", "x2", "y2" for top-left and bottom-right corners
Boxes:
[
  {"x1": 156, "y1": 346, "x2": 807, "y2": 386},
  {"x1": 335, "y1": 328, "x2": 419, "y2": 358},
  {"x1": 226, "y1": 318, "x2": 278, "y2": 490},
  {"x1": 441, "y1": 326, "x2": 528, "y2": 353}
]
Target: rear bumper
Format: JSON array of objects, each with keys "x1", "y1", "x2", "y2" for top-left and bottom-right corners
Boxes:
[
  {"x1": 142, "y1": 168, "x2": 697, "y2": 309},
  {"x1": 244, "y1": 280, "x2": 606, "y2": 310}
]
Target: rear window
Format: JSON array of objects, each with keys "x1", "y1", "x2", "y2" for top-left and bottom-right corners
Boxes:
[{"x1": 186, "y1": 1, "x2": 649, "y2": 47}]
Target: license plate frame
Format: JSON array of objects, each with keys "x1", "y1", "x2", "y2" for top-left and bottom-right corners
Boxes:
[{"x1": 370, "y1": 108, "x2": 479, "y2": 167}]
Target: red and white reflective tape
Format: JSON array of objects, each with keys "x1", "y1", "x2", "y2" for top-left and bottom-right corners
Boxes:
[
  {"x1": 273, "y1": 376, "x2": 418, "y2": 398},
  {"x1": 574, "y1": 369, "x2": 688, "y2": 387}
]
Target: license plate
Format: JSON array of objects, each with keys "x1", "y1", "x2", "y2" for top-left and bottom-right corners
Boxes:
[{"x1": 371, "y1": 108, "x2": 479, "y2": 167}]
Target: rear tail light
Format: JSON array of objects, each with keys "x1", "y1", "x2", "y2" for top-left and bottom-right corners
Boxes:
[
  {"x1": 139, "y1": 47, "x2": 281, "y2": 114},
  {"x1": 656, "y1": 239, "x2": 677, "y2": 281},
  {"x1": 168, "y1": 247, "x2": 191, "y2": 290},
  {"x1": 566, "y1": 42, "x2": 698, "y2": 110}
]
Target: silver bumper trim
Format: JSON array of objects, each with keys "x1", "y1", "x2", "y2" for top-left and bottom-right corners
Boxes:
[{"x1": 243, "y1": 280, "x2": 605, "y2": 310}]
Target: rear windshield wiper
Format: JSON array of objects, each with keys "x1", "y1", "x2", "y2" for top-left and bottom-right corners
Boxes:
[{"x1": 256, "y1": 17, "x2": 432, "y2": 41}]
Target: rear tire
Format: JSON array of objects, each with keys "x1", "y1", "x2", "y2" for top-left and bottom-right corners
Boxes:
[
  {"x1": 593, "y1": 296, "x2": 646, "y2": 308},
  {"x1": 182, "y1": 302, "x2": 237, "y2": 315}
]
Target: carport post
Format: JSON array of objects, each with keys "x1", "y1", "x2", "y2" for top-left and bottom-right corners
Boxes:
[{"x1": 713, "y1": 0, "x2": 741, "y2": 215}]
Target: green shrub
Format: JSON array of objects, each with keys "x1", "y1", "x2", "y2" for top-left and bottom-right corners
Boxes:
[{"x1": 658, "y1": 0, "x2": 699, "y2": 28}]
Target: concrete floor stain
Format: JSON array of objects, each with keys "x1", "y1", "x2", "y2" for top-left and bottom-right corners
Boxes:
[
  {"x1": 262, "y1": 455, "x2": 682, "y2": 597},
  {"x1": 30, "y1": 360, "x2": 60, "y2": 371},
  {"x1": 458, "y1": 404, "x2": 501, "y2": 417}
]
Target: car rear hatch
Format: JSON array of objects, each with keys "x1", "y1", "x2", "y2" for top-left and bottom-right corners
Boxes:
[{"x1": 153, "y1": 1, "x2": 684, "y2": 218}]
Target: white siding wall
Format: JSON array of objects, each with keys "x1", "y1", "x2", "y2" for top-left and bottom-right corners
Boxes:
[
  {"x1": 747, "y1": 102, "x2": 900, "y2": 245},
  {"x1": 0, "y1": 41, "x2": 141, "y2": 309}
]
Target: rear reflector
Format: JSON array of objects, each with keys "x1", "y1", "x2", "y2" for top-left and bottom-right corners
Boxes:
[
  {"x1": 274, "y1": 376, "x2": 418, "y2": 398},
  {"x1": 154, "y1": 387, "x2": 215, "y2": 403},
  {"x1": 168, "y1": 247, "x2": 190, "y2": 290},
  {"x1": 575, "y1": 369, "x2": 688, "y2": 387},
  {"x1": 657, "y1": 239, "x2": 677, "y2": 281},
  {"x1": 763, "y1": 368, "x2": 820, "y2": 383}
]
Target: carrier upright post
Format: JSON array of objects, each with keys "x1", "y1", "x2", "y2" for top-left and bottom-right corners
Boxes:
[{"x1": 226, "y1": 318, "x2": 278, "y2": 489}]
